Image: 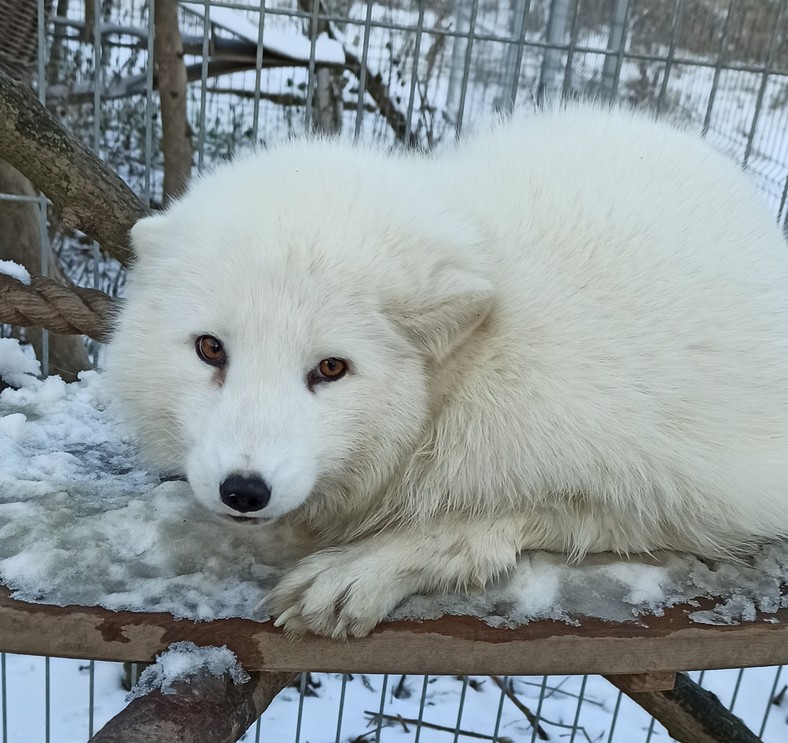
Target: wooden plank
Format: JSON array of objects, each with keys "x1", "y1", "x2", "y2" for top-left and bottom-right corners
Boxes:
[
  {"x1": 0, "y1": 589, "x2": 785, "y2": 675},
  {"x1": 604, "y1": 672, "x2": 676, "y2": 693}
]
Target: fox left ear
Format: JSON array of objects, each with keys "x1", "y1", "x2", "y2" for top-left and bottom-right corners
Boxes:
[{"x1": 390, "y1": 265, "x2": 494, "y2": 362}]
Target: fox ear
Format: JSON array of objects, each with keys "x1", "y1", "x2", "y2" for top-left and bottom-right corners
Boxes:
[
  {"x1": 129, "y1": 214, "x2": 168, "y2": 258},
  {"x1": 390, "y1": 265, "x2": 494, "y2": 362}
]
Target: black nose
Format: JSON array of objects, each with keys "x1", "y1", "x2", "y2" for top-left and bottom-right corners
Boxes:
[{"x1": 219, "y1": 474, "x2": 271, "y2": 513}]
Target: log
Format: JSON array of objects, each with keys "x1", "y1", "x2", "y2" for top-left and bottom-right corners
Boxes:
[
  {"x1": 0, "y1": 68, "x2": 146, "y2": 266},
  {"x1": 609, "y1": 671, "x2": 763, "y2": 743},
  {"x1": 89, "y1": 669, "x2": 294, "y2": 743}
]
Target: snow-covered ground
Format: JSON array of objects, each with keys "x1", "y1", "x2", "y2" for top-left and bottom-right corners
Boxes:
[{"x1": 1, "y1": 654, "x2": 785, "y2": 742}]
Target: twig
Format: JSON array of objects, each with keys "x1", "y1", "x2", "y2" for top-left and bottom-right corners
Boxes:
[
  {"x1": 364, "y1": 711, "x2": 512, "y2": 741},
  {"x1": 490, "y1": 676, "x2": 550, "y2": 740}
]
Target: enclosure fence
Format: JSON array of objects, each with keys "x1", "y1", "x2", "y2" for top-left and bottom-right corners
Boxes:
[{"x1": 0, "y1": 0, "x2": 787, "y2": 741}]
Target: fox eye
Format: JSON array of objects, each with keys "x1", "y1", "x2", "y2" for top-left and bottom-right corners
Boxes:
[
  {"x1": 308, "y1": 357, "x2": 348, "y2": 390},
  {"x1": 196, "y1": 335, "x2": 226, "y2": 367}
]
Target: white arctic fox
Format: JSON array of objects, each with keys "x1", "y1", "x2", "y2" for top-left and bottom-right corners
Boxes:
[{"x1": 105, "y1": 106, "x2": 788, "y2": 638}]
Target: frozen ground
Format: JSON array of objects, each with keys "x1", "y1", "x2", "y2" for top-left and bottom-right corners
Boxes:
[{"x1": 0, "y1": 336, "x2": 786, "y2": 741}]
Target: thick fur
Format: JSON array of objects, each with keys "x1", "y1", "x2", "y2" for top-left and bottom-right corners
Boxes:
[{"x1": 105, "y1": 106, "x2": 788, "y2": 638}]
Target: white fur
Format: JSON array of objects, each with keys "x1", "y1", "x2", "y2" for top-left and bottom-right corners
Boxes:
[{"x1": 105, "y1": 106, "x2": 788, "y2": 637}]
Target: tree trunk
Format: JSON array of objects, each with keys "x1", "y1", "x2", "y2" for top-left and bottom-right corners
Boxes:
[
  {"x1": 0, "y1": 159, "x2": 90, "y2": 381},
  {"x1": 153, "y1": 0, "x2": 192, "y2": 202}
]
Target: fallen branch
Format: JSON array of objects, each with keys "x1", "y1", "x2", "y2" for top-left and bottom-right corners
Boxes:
[
  {"x1": 0, "y1": 273, "x2": 114, "y2": 341},
  {"x1": 0, "y1": 68, "x2": 146, "y2": 266},
  {"x1": 609, "y1": 672, "x2": 762, "y2": 743},
  {"x1": 364, "y1": 711, "x2": 513, "y2": 742},
  {"x1": 90, "y1": 669, "x2": 294, "y2": 743}
]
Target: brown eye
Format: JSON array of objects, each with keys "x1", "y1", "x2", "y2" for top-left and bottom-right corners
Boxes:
[
  {"x1": 308, "y1": 357, "x2": 348, "y2": 389},
  {"x1": 196, "y1": 335, "x2": 226, "y2": 367},
  {"x1": 319, "y1": 358, "x2": 347, "y2": 379}
]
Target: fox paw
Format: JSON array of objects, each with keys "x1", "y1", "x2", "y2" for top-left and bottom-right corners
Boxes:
[{"x1": 262, "y1": 548, "x2": 406, "y2": 639}]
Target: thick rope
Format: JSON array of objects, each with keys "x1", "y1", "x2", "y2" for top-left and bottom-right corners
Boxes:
[{"x1": 0, "y1": 273, "x2": 114, "y2": 341}]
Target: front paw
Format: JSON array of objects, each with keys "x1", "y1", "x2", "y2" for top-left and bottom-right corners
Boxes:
[{"x1": 263, "y1": 548, "x2": 406, "y2": 639}]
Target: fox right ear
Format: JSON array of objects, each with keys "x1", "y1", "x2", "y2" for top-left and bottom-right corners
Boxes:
[{"x1": 129, "y1": 214, "x2": 167, "y2": 258}]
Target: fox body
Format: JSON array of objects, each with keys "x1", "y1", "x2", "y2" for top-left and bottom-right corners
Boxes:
[{"x1": 105, "y1": 106, "x2": 788, "y2": 637}]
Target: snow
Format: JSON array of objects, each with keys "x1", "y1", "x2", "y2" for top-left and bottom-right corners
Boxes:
[
  {"x1": 182, "y1": 3, "x2": 346, "y2": 65},
  {"x1": 0, "y1": 260, "x2": 31, "y2": 285},
  {"x1": 1, "y1": 657, "x2": 785, "y2": 742},
  {"x1": 0, "y1": 370, "x2": 785, "y2": 631},
  {"x1": 0, "y1": 338, "x2": 41, "y2": 389},
  {"x1": 126, "y1": 641, "x2": 249, "y2": 700}
]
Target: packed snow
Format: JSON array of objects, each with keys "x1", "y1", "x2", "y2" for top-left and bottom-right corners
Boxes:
[
  {"x1": 0, "y1": 342, "x2": 785, "y2": 628},
  {"x1": 126, "y1": 641, "x2": 249, "y2": 700},
  {"x1": 0, "y1": 260, "x2": 31, "y2": 285}
]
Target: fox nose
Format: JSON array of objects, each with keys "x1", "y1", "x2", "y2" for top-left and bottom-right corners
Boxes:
[{"x1": 219, "y1": 474, "x2": 271, "y2": 513}]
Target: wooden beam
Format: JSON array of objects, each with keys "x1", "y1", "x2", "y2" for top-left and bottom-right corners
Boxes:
[
  {"x1": 604, "y1": 671, "x2": 676, "y2": 693},
  {"x1": 0, "y1": 589, "x2": 785, "y2": 676}
]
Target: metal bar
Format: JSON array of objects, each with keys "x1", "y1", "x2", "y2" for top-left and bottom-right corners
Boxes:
[
  {"x1": 491, "y1": 675, "x2": 509, "y2": 743},
  {"x1": 413, "y1": 675, "x2": 430, "y2": 743},
  {"x1": 294, "y1": 673, "x2": 306, "y2": 743},
  {"x1": 374, "y1": 674, "x2": 389, "y2": 743},
  {"x1": 454, "y1": 0, "x2": 480, "y2": 136},
  {"x1": 404, "y1": 0, "x2": 426, "y2": 140},
  {"x1": 45, "y1": 656, "x2": 50, "y2": 743},
  {"x1": 1, "y1": 653, "x2": 5, "y2": 743},
  {"x1": 703, "y1": 0, "x2": 737, "y2": 136},
  {"x1": 609, "y1": 0, "x2": 632, "y2": 100},
  {"x1": 657, "y1": 0, "x2": 685, "y2": 111},
  {"x1": 452, "y1": 676, "x2": 470, "y2": 743},
  {"x1": 728, "y1": 667, "x2": 745, "y2": 710},
  {"x1": 304, "y1": 0, "x2": 320, "y2": 132},
  {"x1": 353, "y1": 0, "x2": 374, "y2": 140},
  {"x1": 506, "y1": 0, "x2": 532, "y2": 110},
  {"x1": 530, "y1": 676, "x2": 549, "y2": 743},
  {"x1": 758, "y1": 665, "x2": 783, "y2": 737},
  {"x1": 606, "y1": 689, "x2": 624, "y2": 742},
  {"x1": 562, "y1": 0, "x2": 583, "y2": 97},
  {"x1": 251, "y1": 2, "x2": 267, "y2": 141},
  {"x1": 144, "y1": 0, "x2": 155, "y2": 203},
  {"x1": 197, "y1": 0, "x2": 211, "y2": 171},
  {"x1": 89, "y1": 660, "x2": 95, "y2": 738},
  {"x1": 333, "y1": 674, "x2": 348, "y2": 743},
  {"x1": 568, "y1": 674, "x2": 588, "y2": 743},
  {"x1": 743, "y1": 0, "x2": 786, "y2": 166}
]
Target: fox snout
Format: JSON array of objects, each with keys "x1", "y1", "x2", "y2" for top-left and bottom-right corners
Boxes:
[{"x1": 219, "y1": 473, "x2": 271, "y2": 513}]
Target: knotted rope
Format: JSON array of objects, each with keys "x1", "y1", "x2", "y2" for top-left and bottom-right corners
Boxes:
[{"x1": 0, "y1": 273, "x2": 114, "y2": 341}]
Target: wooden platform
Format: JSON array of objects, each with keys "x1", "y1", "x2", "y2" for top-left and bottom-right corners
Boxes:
[{"x1": 0, "y1": 588, "x2": 785, "y2": 676}]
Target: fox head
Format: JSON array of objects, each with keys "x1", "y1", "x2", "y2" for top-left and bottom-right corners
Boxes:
[{"x1": 104, "y1": 142, "x2": 492, "y2": 526}]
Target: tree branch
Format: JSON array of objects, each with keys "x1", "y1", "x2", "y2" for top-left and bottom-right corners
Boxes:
[
  {"x1": 0, "y1": 68, "x2": 146, "y2": 266},
  {"x1": 89, "y1": 669, "x2": 294, "y2": 743}
]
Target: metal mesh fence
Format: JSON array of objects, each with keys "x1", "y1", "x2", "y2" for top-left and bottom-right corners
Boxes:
[{"x1": 0, "y1": 0, "x2": 787, "y2": 740}]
